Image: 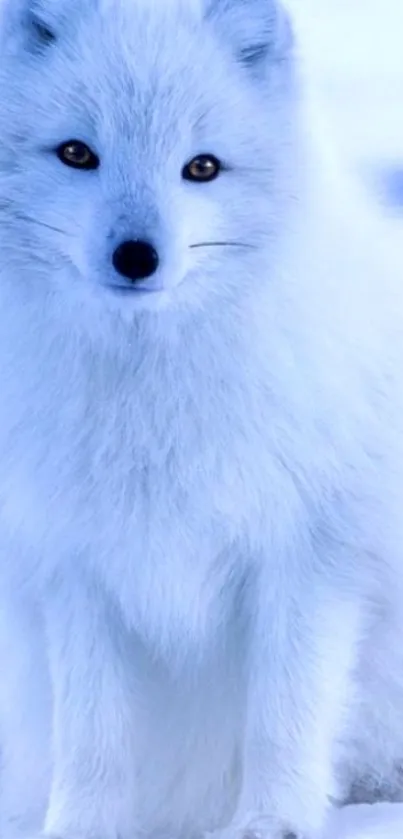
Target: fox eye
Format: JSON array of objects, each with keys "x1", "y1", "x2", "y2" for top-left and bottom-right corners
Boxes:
[
  {"x1": 182, "y1": 155, "x2": 221, "y2": 183},
  {"x1": 56, "y1": 141, "x2": 99, "y2": 170}
]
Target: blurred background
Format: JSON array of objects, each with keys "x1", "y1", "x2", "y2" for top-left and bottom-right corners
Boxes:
[{"x1": 288, "y1": 0, "x2": 403, "y2": 210}]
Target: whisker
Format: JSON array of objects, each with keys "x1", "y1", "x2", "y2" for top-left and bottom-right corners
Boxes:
[
  {"x1": 13, "y1": 213, "x2": 69, "y2": 237},
  {"x1": 189, "y1": 241, "x2": 257, "y2": 250}
]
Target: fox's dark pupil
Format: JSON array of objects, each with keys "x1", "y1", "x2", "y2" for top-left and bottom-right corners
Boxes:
[
  {"x1": 56, "y1": 140, "x2": 99, "y2": 171},
  {"x1": 182, "y1": 155, "x2": 220, "y2": 182},
  {"x1": 192, "y1": 158, "x2": 216, "y2": 178},
  {"x1": 68, "y1": 144, "x2": 86, "y2": 160}
]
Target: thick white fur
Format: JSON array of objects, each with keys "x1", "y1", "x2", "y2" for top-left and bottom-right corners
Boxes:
[{"x1": 0, "y1": 2, "x2": 403, "y2": 839}]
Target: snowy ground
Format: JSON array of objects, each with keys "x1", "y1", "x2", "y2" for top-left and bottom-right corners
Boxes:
[
  {"x1": 325, "y1": 804, "x2": 403, "y2": 839},
  {"x1": 289, "y1": 2, "x2": 403, "y2": 837}
]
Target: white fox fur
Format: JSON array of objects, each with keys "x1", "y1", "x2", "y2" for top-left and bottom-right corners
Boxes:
[{"x1": 0, "y1": 2, "x2": 403, "y2": 839}]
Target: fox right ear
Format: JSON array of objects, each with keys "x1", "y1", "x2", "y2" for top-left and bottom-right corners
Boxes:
[
  {"x1": 0, "y1": 0, "x2": 58, "y2": 52},
  {"x1": 0, "y1": 0, "x2": 92, "y2": 53}
]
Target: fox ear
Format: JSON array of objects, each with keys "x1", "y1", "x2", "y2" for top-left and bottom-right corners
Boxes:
[
  {"x1": 0, "y1": 0, "x2": 90, "y2": 53},
  {"x1": 205, "y1": 0, "x2": 292, "y2": 70},
  {"x1": 0, "y1": 0, "x2": 58, "y2": 51}
]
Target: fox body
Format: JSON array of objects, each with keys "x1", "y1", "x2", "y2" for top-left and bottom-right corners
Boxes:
[{"x1": 0, "y1": 2, "x2": 403, "y2": 839}]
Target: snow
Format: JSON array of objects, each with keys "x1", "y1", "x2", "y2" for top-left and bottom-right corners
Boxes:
[
  {"x1": 325, "y1": 804, "x2": 403, "y2": 839},
  {"x1": 288, "y1": 0, "x2": 403, "y2": 206},
  {"x1": 286, "y1": 3, "x2": 403, "y2": 837}
]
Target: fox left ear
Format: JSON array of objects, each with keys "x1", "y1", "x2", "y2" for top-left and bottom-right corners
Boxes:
[{"x1": 205, "y1": 0, "x2": 293, "y2": 70}]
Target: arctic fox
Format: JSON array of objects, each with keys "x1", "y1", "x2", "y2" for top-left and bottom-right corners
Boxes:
[{"x1": 0, "y1": 1, "x2": 403, "y2": 839}]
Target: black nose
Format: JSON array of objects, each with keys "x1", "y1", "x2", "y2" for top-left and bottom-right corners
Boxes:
[{"x1": 112, "y1": 240, "x2": 159, "y2": 282}]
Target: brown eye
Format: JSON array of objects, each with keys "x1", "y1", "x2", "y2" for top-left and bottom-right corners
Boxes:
[
  {"x1": 56, "y1": 140, "x2": 99, "y2": 170},
  {"x1": 182, "y1": 155, "x2": 221, "y2": 183}
]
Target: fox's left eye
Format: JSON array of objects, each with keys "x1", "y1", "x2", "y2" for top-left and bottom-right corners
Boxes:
[
  {"x1": 182, "y1": 155, "x2": 221, "y2": 183},
  {"x1": 56, "y1": 141, "x2": 99, "y2": 171}
]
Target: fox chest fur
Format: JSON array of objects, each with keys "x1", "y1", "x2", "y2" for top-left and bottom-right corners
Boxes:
[{"x1": 0, "y1": 311, "x2": 306, "y2": 647}]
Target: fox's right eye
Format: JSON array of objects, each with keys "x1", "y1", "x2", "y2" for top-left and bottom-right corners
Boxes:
[
  {"x1": 56, "y1": 141, "x2": 99, "y2": 171},
  {"x1": 182, "y1": 155, "x2": 221, "y2": 183}
]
